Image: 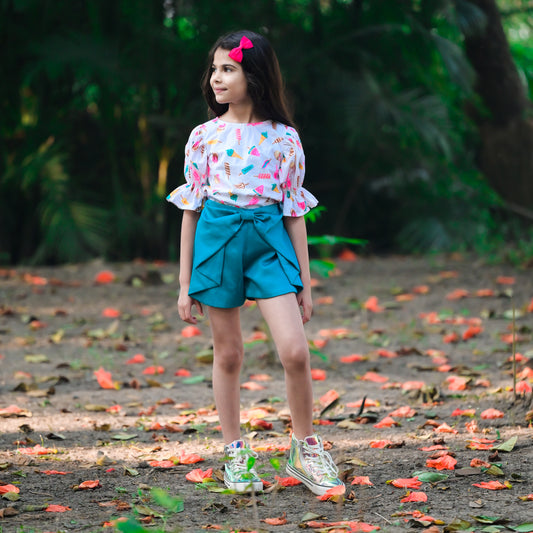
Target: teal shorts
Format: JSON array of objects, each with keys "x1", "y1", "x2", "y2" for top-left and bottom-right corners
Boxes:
[{"x1": 188, "y1": 200, "x2": 303, "y2": 308}]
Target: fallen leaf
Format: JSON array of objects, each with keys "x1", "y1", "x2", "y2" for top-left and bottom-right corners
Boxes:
[
  {"x1": 142, "y1": 365, "x2": 165, "y2": 375},
  {"x1": 77, "y1": 480, "x2": 101, "y2": 490},
  {"x1": 363, "y1": 296, "x2": 384, "y2": 313},
  {"x1": 374, "y1": 416, "x2": 398, "y2": 429},
  {"x1": 261, "y1": 512, "x2": 288, "y2": 525},
  {"x1": 472, "y1": 481, "x2": 511, "y2": 490},
  {"x1": 470, "y1": 458, "x2": 491, "y2": 468},
  {"x1": 17, "y1": 444, "x2": 57, "y2": 455},
  {"x1": 496, "y1": 276, "x2": 515, "y2": 285},
  {"x1": 463, "y1": 325, "x2": 483, "y2": 340},
  {"x1": 319, "y1": 327, "x2": 353, "y2": 339},
  {"x1": 351, "y1": 476, "x2": 373, "y2": 486},
  {"x1": 434, "y1": 422, "x2": 458, "y2": 434},
  {"x1": 369, "y1": 440, "x2": 394, "y2": 448},
  {"x1": 337, "y1": 248, "x2": 357, "y2": 261},
  {"x1": 401, "y1": 491, "x2": 427, "y2": 503},
  {"x1": 179, "y1": 452, "x2": 204, "y2": 464},
  {"x1": 241, "y1": 381, "x2": 266, "y2": 391},
  {"x1": 94, "y1": 367, "x2": 119, "y2": 390},
  {"x1": 390, "y1": 477, "x2": 422, "y2": 489},
  {"x1": 0, "y1": 484, "x2": 20, "y2": 494},
  {"x1": 185, "y1": 468, "x2": 214, "y2": 483},
  {"x1": 41, "y1": 470, "x2": 72, "y2": 475},
  {"x1": 446, "y1": 375, "x2": 469, "y2": 391},
  {"x1": 45, "y1": 504, "x2": 71, "y2": 512},
  {"x1": 319, "y1": 389, "x2": 340, "y2": 408},
  {"x1": 446, "y1": 289, "x2": 469, "y2": 300},
  {"x1": 361, "y1": 371, "x2": 388, "y2": 383},
  {"x1": 148, "y1": 460, "x2": 175, "y2": 468},
  {"x1": 0, "y1": 405, "x2": 32, "y2": 418},
  {"x1": 480, "y1": 408, "x2": 504, "y2": 419},
  {"x1": 316, "y1": 484, "x2": 346, "y2": 501},
  {"x1": 94, "y1": 270, "x2": 115, "y2": 284},
  {"x1": 310, "y1": 368, "x2": 327, "y2": 381},
  {"x1": 181, "y1": 325, "x2": 202, "y2": 337},
  {"x1": 451, "y1": 408, "x2": 476, "y2": 417},
  {"x1": 340, "y1": 354, "x2": 365, "y2": 363},
  {"x1": 126, "y1": 353, "x2": 146, "y2": 364},
  {"x1": 102, "y1": 307, "x2": 121, "y2": 318},
  {"x1": 443, "y1": 332, "x2": 460, "y2": 344},
  {"x1": 426, "y1": 455, "x2": 457, "y2": 470},
  {"x1": 274, "y1": 475, "x2": 301, "y2": 487},
  {"x1": 389, "y1": 406, "x2": 416, "y2": 418},
  {"x1": 377, "y1": 348, "x2": 398, "y2": 358},
  {"x1": 401, "y1": 381, "x2": 425, "y2": 390}
]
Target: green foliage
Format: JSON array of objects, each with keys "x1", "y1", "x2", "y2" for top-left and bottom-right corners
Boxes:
[{"x1": 2, "y1": 0, "x2": 532, "y2": 263}]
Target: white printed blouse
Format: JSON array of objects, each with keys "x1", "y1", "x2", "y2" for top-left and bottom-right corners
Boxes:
[{"x1": 166, "y1": 117, "x2": 318, "y2": 217}]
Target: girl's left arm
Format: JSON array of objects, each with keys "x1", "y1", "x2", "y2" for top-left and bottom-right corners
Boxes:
[{"x1": 284, "y1": 216, "x2": 313, "y2": 323}]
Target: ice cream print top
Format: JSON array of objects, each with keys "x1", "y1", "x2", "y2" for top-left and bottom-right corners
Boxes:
[{"x1": 166, "y1": 117, "x2": 318, "y2": 217}]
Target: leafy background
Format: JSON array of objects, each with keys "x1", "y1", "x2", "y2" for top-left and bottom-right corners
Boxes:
[{"x1": 1, "y1": 0, "x2": 533, "y2": 265}]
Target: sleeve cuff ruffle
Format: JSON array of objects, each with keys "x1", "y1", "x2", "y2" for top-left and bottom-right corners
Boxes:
[
  {"x1": 282, "y1": 187, "x2": 318, "y2": 217},
  {"x1": 166, "y1": 183, "x2": 205, "y2": 211}
]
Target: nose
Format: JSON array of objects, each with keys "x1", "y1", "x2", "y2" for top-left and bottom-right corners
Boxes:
[{"x1": 211, "y1": 69, "x2": 221, "y2": 83}]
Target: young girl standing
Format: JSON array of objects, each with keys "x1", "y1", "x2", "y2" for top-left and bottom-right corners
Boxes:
[{"x1": 167, "y1": 30, "x2": 344, "y2": 496}]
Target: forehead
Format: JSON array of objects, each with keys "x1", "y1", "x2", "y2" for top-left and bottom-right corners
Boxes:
[{"x1": 212, "y1": 48, "x2": 241, "y2": 67}]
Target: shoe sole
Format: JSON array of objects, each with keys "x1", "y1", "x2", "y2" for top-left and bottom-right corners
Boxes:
[
  {"x1": 286, "y1": 464, "x2": 343, "y2": 496},
  {"x1": 224, "y1": 476, "x2": 263, "y2": 493}
]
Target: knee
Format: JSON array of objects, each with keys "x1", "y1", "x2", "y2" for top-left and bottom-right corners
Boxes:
[
  {"x1": 214, "y1": 344, "x2": 244, "y2": 374},
  {"x1": 279, "y1": 342, "x2": 309, "y2": 373}
]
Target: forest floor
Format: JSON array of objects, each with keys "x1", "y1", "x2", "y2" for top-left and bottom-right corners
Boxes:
[{"x1": 0, "y1": 254, "x2": 532, "y2": 533}]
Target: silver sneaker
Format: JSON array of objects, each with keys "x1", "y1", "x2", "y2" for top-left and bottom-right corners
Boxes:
[
  {"x1": 286, "y1": 434, "x2": 344, "y2": 496},
  {"x1": 223, "y1": 440, "x2": 263, "y2": 492}
]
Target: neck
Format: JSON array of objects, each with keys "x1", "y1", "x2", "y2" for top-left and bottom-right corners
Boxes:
[{"x1": 222, "y1": 103, "x2": 263, "y2": 124}]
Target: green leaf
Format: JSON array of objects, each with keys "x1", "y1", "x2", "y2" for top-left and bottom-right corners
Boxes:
[
  {"x1": 484, "y1": 465, "x2": 504, "y2": 476},
  {"x1": 150, "y1": 487, "x2": 184, "y2": 513},
  {"x1": 493, "y1": 436, "x2": 517, "y2": 452},
  {"x1": 508, "y1": 525, "x2": 533, "y2": 533},
  {"x1": 309, "y1": 258, "x2": 337, "y2": 277},
  {"x1": 112, "y1": 433, "x2": 137, "y2": 440},
  {"x1": 182, "y1": 375, "x2": 205, "y2": 385},
  {"x1": 116, "y1": 518, "x2": 150, "y2": 532},
  {"x1": 134, "y1": 504, "x2": 164, "y2": 518},
  {"x1": 412, "y1": 471, "x2": 448, "y2": 482},
  {"x1": 307, "y1": 234, "x2": 367, "y2": 246},
  {"x1": 2, "y1": 492, "x2": 20, "y2": 501},
  {"x1": 444, "y1": 518, "x2": 473, "y2": 530},
  {"x1": 24, "y1": 354, "x2": 49, "y2": 364},
  {"x1": 472, "y1": 516, "x2": 506, "y2": 524},
  {"x1": 269, "y1": 458, "x2": 281, "y2": 470}
]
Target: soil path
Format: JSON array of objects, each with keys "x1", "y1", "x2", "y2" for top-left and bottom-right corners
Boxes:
[{"x1": 1, "y1": 255, "x2": 532, "y2": 533}]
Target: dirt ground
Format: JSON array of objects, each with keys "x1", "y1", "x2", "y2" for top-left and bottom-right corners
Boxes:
[{"x1": 0, "y1": 254, "x2": 532, "y2": 533}]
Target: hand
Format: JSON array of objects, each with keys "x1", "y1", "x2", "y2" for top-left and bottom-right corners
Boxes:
[
  {"x1": 297, "y1": 286, "x2": 313, "y2": 324},
  {"x1": 178, "y1": 288, "x2": 204, "y2": 324}
]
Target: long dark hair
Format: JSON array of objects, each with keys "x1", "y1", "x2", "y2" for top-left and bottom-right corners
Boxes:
[{"x1": 201, "y1": 30, "x2": 295, "y2": 128}]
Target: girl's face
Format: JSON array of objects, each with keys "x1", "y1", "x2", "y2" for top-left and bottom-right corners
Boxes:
[{"x1": 210, "y1": 48, "x2": 252, "y2": 110}]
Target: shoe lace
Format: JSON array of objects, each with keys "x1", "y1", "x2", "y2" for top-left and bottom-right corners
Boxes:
[
  {"x1": 301, "y1": 440, "x2": 339, "y2": 478},
  {"x1": 226, "y1": 447, "x2": 258, "y2": 475}
]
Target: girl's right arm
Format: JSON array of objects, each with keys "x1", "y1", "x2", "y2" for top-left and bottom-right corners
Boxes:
[{"x1": 178, "y1": 210, "x2": 203, "y2": 324}]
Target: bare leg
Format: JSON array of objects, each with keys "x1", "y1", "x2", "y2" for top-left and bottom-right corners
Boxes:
[
  {"x1": 207, "y1": 306, "x2": 243, "y2": 444},
  {"x1": 256, "y1": 293, "x2": 314, "y2": 439}
]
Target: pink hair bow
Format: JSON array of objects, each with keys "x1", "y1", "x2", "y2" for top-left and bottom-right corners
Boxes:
[{"x1": 228, "y1": 36, "x2": 253, "y2": 63}]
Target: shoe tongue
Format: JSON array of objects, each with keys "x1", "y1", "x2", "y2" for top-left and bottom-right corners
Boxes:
[
  {"x1": 304, "y1": 436, "x2": 319, "y2": 446},
  {"x1": 231, "y1": 440, "x2": 245, "y2": 449}
]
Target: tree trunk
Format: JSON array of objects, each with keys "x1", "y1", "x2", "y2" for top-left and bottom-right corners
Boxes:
[{"x1": 463, "y1": 0, "x2": 533, "y2": 209}]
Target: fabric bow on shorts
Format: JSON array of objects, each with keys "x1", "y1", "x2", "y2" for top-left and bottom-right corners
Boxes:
[{"x1": 189, "y1": 200, "x2": 303, "y2": 308}]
